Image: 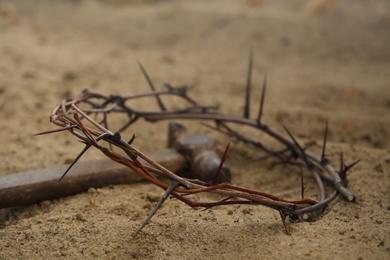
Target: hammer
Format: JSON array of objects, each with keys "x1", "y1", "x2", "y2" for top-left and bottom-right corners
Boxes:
[{"x1": 0, "y1": 123, "x2": 231, "y2": 209}]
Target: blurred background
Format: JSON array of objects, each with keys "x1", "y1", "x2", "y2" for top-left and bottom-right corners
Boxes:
[{"x1": 0, "y1": 1, "x2": 389, "y2": 259}]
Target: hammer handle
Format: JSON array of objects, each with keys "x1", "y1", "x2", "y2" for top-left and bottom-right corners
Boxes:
[{"x1": 0, "y1": 149, "x2": 187, "y2": 209}]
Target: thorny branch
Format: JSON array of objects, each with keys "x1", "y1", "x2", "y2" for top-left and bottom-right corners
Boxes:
[{"x1": 41, "y1": 57, "x2": 359, "y2": 237}]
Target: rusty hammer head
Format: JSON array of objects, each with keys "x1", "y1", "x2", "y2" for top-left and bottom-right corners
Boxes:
[{"x1": 168, "y1": 122, "x2": 231, "y2": 184}]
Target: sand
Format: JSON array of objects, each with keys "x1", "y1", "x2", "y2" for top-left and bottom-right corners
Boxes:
[{"x1": 0, "y1": 0, "x2": 389, "y2": 259}]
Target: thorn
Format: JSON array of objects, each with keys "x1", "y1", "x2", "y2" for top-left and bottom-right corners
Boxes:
[
  {"x1": 300, "y1": 169, "x2": 305, "y2": 199},
  {"x1": 321, "y1": 120, "x2": 328, "y2": 163},
  {"x1": 337, "y1": 152, "x2": 348, "y2": 181},
  {"x1": 282, "y1": 125, "x2": 302, "y2": 157},
  {"x1": 59, "y1": 144, "x2": 91, "y2": 182},
  {"x1": 34, "y1": 125, "x2": 76, "y2": 136},
  {"x1": 256, "y1": 76, "x2": 267, "y2": 125},
  {"x1": 339, "y1": 152, "x2": 344, "y2": 174},
  {"x1": 282, "y1": 125, "x2": 312, "y2": 169},
  {"x1": 132, "y1": 180, "x2": 180, "y2": 239},
  {"x1": 344, "y1": 159, "x2": 361, "y2": 173},
  {"x1": 338, "y1": 156, "x2": 361, "y2": 182},
  {"x1": 137, "y1": 61, "x2": 166, "y2": 111},
  {"x1": 279, "y1": 210, "x2": 291, "y2": 235},
  {"x1": 243, "y1": 50, "x2": 253, "y2": 119},
  {"x1": 212, "y1": 143, "x2": 230, "y2": 184},
  {"x1": 128, "y1": 134, "x2": 136, "y2": 145}
]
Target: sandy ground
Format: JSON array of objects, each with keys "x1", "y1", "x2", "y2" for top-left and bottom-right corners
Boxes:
[{"x1": 0, "y1": 0, "x2": 389, "y2": 259}]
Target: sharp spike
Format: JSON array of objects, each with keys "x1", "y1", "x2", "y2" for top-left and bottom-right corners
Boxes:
[
  {"x1": 345, "y1": 159, "x2": 361, "y2": 172},
  {"x1": 128, "y1": 134, "x2": 136, "y2": 145},
  {"x1": 243, "y1": 51, "x2": 253, "y2": 119},
  {"x1": 58, "y1": 144, "x2": 91, "y2": 182},
  {"x1": 212, "y1": 143, "x2": 230, "y2": 184},
  {"x1": 256, "y1": 76, "x2": 267, "y2": 125},
  {"x1": 283, "y1": 125, "x2": 301, "y2": 153},
  {"x1": 338, "y1": 152, "x2": 351, "y2": 181},
  {"x1": 339, "y1": 152, "x2": 344, "y2": 173},
  {"x1": 279, "y1": 210, "x2": 291, "y2": 235},
  {"x1": 283, "y1": 125, "x2": 311, "y2": 168},
  {"x1": 340, "y1": 158, "x2": 361, "y2": 181},
  {"x1": 321, "y1": 120, "x2": 329, "y2": 163},
  {"x1": 300, "y1": 169, "x2": 305, "y2": 199},
  {"x1": 132, "y1": 180, "x2": 180, "y2": 239},
  {"x1": 137, "y1": 61, "x2": 166, "y2": 111},
  {"x1": 34, "y1": 125, "x2": 77, "y2": 136}
]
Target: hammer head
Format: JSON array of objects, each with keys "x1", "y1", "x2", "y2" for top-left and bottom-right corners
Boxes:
[{"x1": 168, "y1": 123, "x2": 231, "y2": 184}]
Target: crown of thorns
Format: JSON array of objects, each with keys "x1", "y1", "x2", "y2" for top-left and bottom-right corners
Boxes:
[{"x1": 40, "y1": 56, "x2": 359, "y2": 237}]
